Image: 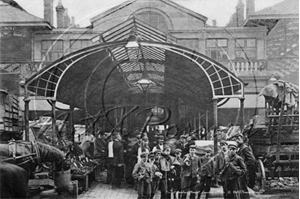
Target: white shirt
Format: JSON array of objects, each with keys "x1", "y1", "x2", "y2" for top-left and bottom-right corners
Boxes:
[
  {"x1": 137, "y1": 147, "x2": 149, "y2": 163},
  {"x1": 108, "y1": 141, "x2": 114, "y2": 158}
]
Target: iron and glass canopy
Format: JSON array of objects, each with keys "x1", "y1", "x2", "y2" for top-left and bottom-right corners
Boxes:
[{"x1": 25, "y1": 17, "x2": 245, "y2": 115}]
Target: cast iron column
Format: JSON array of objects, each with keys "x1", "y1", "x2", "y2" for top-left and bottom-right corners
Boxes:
[
  {"x1": 213, "y1": 98, "x2": 218, "y2": 155},
  {"x1": 51, "y1": 99, "x2": 56, "y2": 145},
  {"x1": 239, "y1": 97, "x2": 245, "y2": 132}
]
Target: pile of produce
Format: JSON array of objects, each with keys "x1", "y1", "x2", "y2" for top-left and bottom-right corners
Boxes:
[{"x1": 67, "y1": 143, "x2": 98, "y2": 176}]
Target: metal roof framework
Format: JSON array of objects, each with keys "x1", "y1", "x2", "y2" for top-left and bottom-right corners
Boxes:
[{"x1": 25, "y1": 17, "x2": 245, "y2": 115}]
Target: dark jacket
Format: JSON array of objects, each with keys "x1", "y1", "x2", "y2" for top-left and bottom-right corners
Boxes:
[
  {"x1": 113, "y1": 139, "x2": 124, "y2": 166},
  {"x1": 132, "y1": 161, "x2": 153, "y2": 183},
  {"x1": 199, "y1": 155, "x2": 214, "y2": 177},
  {"x1": 221, "y1": 153, "x2": 247, "y2": 181},
  {"x1": 181, "y1": 153, "x2": 201, "y2": 178},
  {"x1": 215, "y1": 151, "x2": 227, "y2": 175},
  {"x1": 237, "y1": 144, "x2": 256, "y2": 168},
  {"x1": 94, "y1": 137, "x2": 107, "y2": 158},
  {"x1": 157, "y1": 154, "x2": 174, "y2": 173}
]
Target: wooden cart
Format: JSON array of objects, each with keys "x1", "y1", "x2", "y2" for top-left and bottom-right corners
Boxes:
[{"x1": 248, "y1": 80, "x2": 299, "y2": 191}]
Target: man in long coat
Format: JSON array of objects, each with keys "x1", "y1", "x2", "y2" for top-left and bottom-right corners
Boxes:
[{"x1": 112, "y1": 132, "x2": 125, "y2": 188}]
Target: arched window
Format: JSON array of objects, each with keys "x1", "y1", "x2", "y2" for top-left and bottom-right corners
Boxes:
[{"x1": 135, "y1": 11, "x2": 169, "y2": 33}]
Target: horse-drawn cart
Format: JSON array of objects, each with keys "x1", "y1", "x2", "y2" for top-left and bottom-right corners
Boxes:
[{"x1": 247, "y1": 80, "x2": 299, "y2": 190}]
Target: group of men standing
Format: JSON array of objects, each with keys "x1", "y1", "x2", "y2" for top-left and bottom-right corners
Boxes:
[{"x1": 91, "y1": 129, "x2": 256, "y2": 199}]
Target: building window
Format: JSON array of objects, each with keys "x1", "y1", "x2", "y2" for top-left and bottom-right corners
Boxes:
[
  {"x1": 41, "y1": 40, "x2": 63, "y2": 61},
  {"x1": 206, "y1": 38, "x2": 228, "y2": 60},
  {"x1": 135, "y1": 11, "x2": 169, "y2": 33},
  {"x1": 177, "y1": 39, "x2": 199, "y2": 51},
  {"x1": 235, "y1": 38, "x2": 256, "y2": 59},
  {"x1": 70, "y1": 39, "x2": 92, "y2": 52}
]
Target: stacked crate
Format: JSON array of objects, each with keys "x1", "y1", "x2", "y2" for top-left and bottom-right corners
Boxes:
[{"x1": 0, "y1": 89, "x2": 23, "y2": 140}]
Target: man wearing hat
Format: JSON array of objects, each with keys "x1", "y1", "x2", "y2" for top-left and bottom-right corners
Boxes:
[
  {"x1": 175, "y1": 135, "x2": 187, "y2": 152},
  {"x1": 132, "y1": 151, "x2": 153, "y2": 199},
  {"x1": 221, "y1": 141, "x2": 247, "y2": 199},
  {"x1": 152, "y1": 135, "x2": 165, "y2": 152},
  {"x1": 198, "y1": 147, "x2": 214, "y2": 199},
  {"x1": 228, "y1": 132, "x2": 256, "y2": 195},
  {"x1": 181, "y1": 145, "x2": 201, "y2": 199}
]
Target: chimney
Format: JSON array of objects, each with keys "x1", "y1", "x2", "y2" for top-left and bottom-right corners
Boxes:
[
  {"x1": 212, "y1": 20, "x2": 217, "y2": 27},
  {"x1": 236, "y1": 0, "x2": 245, "y2": 27},
  {"x1": 246, "y1": 0, "x2": 255, "y2": 18},
  {"x1": 43, "y1": 0, "x2": 54, "y2": 25},
  {"x1": 70, "y1": 16, "x2": 75, "y2": 26},
  {"x1": 56, "y1": 0, "x2": 65, "y2": 28},
  {"x1": 63, "y1": 8, "x2": 71, "y2": 28}
]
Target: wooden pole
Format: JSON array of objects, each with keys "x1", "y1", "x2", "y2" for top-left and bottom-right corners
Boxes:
[
  {"x1": 276, "y1": 83, "x2": 286, "y2": 163},
  {"x1": 24, "y1": 98, "x2": 30, "y2": 141}
]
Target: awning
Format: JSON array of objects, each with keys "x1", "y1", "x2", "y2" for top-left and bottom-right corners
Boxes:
[{"x1": 25, "y1": 17, "x2": 245, "y2": 115}]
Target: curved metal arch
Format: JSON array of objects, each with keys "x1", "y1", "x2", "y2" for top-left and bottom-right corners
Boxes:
[
  {"x1": 25, "y1": 40, "x2": 244, "y2": 100},
  {"x1": 139, "y1": 41, "x2": 245, "y2": 98}
]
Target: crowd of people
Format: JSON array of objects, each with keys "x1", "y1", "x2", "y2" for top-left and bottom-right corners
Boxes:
[{"x1": 81, "y1": 127, "x2": 256, "y2": 199}]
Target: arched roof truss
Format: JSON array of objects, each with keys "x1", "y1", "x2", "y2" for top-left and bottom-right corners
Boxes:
[{"x1": 25, "y1": 17, "x2": 244, "y2": 114}]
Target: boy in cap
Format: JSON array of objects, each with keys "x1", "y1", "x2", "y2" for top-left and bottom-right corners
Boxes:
[
  {"x1": 229, "y1": 132, "x2": 255, "y2": 198},
  {"x1": 171, "y1": 149, "x2": 183, "y2": 199},
  {"x1": 157, "y1": 145, "x2": 174, "y2": 199},
  {"x1": 148, "y1": 152, "x2": 162, "y2": 199},
  {"x1": 198, "y1": 147, "x2": 214, "y2": 199},
  {"x1": 132, "y1": 151, "x2": 153, "y2": 199},
  {"x1": 181, "y1": 145, "x2": 201, "y2": 199},
  {"x1": 221, "y1": 141, "x2": 247, "y2": 199},
  {"x1": 215, "y1": 140, "x2": 228, "y2": 188}
]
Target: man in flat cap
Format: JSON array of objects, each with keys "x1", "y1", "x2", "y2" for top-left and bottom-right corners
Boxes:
[
  {"x1": 152, "y1": 135, "x2": 165, "y2": 152},
  {"x1": 176, "y1": 135, "x2": 187, "y2": 152},
  {"x1": 198, "y1": 147, "x2": 214, "y2": 199},
  {"x1": 221, "y1": 141, "x2": 247, "y2": 199},
  {"x1": 132, "y1": 151, "x2": 152, "y2": 199},
  {"x1": 181, "y1": 145, "x2": 201, "y2": 199},
  {"x1": 112, "y1": 131, "x2": 125, "y2": 188}
]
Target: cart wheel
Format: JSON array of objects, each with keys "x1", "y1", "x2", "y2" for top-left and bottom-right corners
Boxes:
[{"x1": 256, "y1": 159, "x2": 266, "y2": 192}]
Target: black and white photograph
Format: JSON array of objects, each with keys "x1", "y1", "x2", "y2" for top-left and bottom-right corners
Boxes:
[{"x1": 0, "y1": 0, "x2": 298, "y2": 198}]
